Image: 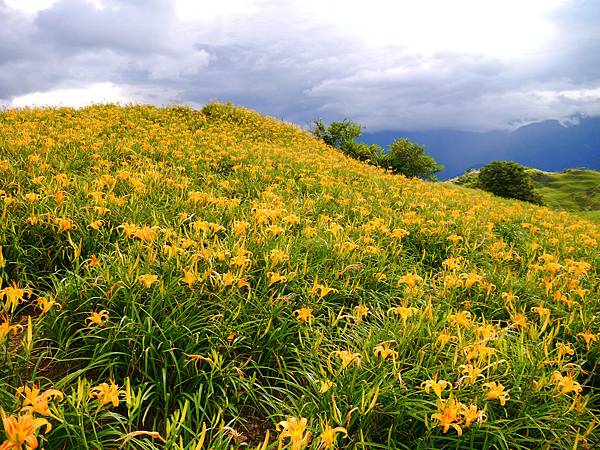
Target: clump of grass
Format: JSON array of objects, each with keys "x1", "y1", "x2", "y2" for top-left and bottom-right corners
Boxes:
[{"x1": 0, "y1": 103, "x2": 598, "y2": 449}]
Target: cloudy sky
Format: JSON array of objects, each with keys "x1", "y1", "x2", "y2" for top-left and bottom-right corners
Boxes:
[{"x1": 1, "y1": 0, "x2": 599, "y2": 131}]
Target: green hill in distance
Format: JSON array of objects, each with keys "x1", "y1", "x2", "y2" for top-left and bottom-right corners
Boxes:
[
  {"x1": 531, "y1": 169, "x2": 600, "y2": 221},
  {"x1": 451, "y1": 167, "x2": 600, "y2": 221}
]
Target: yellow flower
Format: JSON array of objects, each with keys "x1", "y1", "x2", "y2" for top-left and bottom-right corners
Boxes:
[
  {"x1": 577, "y1": 331, "x2": 598, "y2": 349},
  {"x1": 269, "y1": 249, "x2": 289, "y2": 267},
  {"x1": 310, "y1": 282, "x2": 337, "y2": 299},
  {"x1": 283, "y1": 214, "x2": 301, "y2": 226},
  {"x1": 230, "y1": 254, "x2": 251, "y2": 268},
  {"x1": 572, "y1": 288, "x2": 589, "y2": 300},
  {"x1": 436, "y1": 332, "x2": 458, "y2": 349},
  {"x1": 448, "y1": 310, "x2": 472, "y2": 328},
  {"x1": 303, "y1": 226, "x2": 317, "y2": 238},
  {"x1": 475, "y1": 322, "x2": 497, "y2": 341},
  {"x1": 551, "y1": 371, "x2": 582, "y2": 396},
  {"x1": 431, "y1": 398, "x2": 463, "y2": 436},
  {"x1": 483, "y1": 381, "x2": 510, "y2": 406},
  {"x1": 88, "y1": 220, "x2": 103, "y2": 231},
  {"x1": 231, "y1": 220, "x2": 249, "y2": 236},
  {"x1": 237, "y1": 278, "x2": 251, "y2": 290},
  {"x1": 118, "y1": 222, "x2": 138, "y2": 238},
  {"x1": 54, "y1": 217, "x2": 75, "y2": 232},
  {"x1": 556, "y1": 342, "x2": 575, "y2": 362},
  {"x1": 328, "y1": 350, "x2": 361, "y2": 370},
  {"x1": 352, "y1": 304, "x2": 369, "y2": 324},
  {"x1": 464, "y1": 343, "x2": 497, "y2": 363},
  {"x1": 460, "y1": 272, "x2": 483, "y2": 289},
  {"x1": 421, "y1": 377, "x2": 451, "y2": 398},
  {"x1": 220, "y1": 271, "x2": 236, "y2": 287},
  {"x1": 0, "y1": 410, "x2": 51, "y2": 450},
  {"x1": 137, "y1": 274, "x2": 159, "y2": 288},
  {"x1": 0, "y1": 316, "x2": 23, "y2": 343},
  {"x1": 88, "y1": 255, "x2": 100, "y2": 268},
  {"x1": 373, "y1": 342, "x2": 398, "y2": 360},
  {"x1": 461, "y1": 403, "x2": 486, "y2": 428},
  {"x1": 374, "y1": 272, "x2": 387, "y2": 282},
  {"x1": 24, "y1": 193, "x2": 38, "y2": 203},
  {"x1": 531, "y1": 305, "x2": 550, "y2": 320},
  {"x1": 16, "y1": 385, "x2": 63, "y2": 418},
  {"x1": 447, "y1": 234, "x2": 464, "y2": 245},
  {"x1": 0, "y1": 283, "x2": 31, "y2": 313},
  {"x1": 181, "y1": 269, "x2": 198, "y2": 289},
  {"x1": 328, "y1": 222, "x2": 343, "y2": 237},
  {"x1": 501, "y1": 292, "x2": 518, "y2": 309},
  {"x1": 388, "y1": 305, "x2": 418, "y2": 325},
  {"x1": 318, "y1": 422, "x2": 347, "y2": 449},
  {"x1": 86, "y1": 310, "x2": 109, "y2": 328},
  {"x1": 510, "y1": 312, "x2": 529, "y2": 330},
  {"x1": 458, "y1": 364, "x2": 484, "y2": 385},
  {"x1": 133, "y1": 226, "x2": 158, "y2": 242},
  {"x1": 442, "y1": 256, "x2": 463, "y2": 271},
  {"x1": 318, "y1": 380, "x2": 334, "y2": 394},
  {"x1": 390, "y1": 228, "x2": 409, "y2": 239},
  {"x1": 35, "y1": 296, "x2": 58, "y2": 314},
  {"x1": 90, "y1": 381, "x2": 124, "y2": 408},
  {"x1": 293, "y1": 307, "x2": 314, "y2": 324},
  {"x1": 276, "y1": 417, "x2": 311, "y2": 450},
  {"x1": 268, "y1": 272, "x2": 287, "y2": 286},
  {"x1": 396, "y1": 273, "x2": 423, "y2": 290}
]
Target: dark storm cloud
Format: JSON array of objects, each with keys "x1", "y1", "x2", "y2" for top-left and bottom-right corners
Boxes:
[
  {"x1": 540, "y1": 0, "x2": 600, "y2": 84},
  {"x1": 1, "y1": 0, "x2": 599, "y2": 130},
  {"x1": 34, "y1": 0, "x2": 172, "y2": 54}
]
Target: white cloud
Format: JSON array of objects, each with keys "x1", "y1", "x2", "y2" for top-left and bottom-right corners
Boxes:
[
  {"x1": 4, "y1": 0, "x2": 58, "y2": 15},
  {"x1": 292, "y1": 0, "x2": 571, "y2": 58},
  {"x1": 174, "y1": 0, "x2": 260, "y2": 22},
  {"x1": 11, "y1": 82, "x2": 129, "y2": 107},
  {"x1": 4, "y1": 0, "x2": 102, "y2": 15},
  {"x1": 534, "y1": 87, "x2": 600, "y2": 102}
]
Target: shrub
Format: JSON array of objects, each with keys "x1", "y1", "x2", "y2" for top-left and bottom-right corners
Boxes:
[
  {"x1": 311, "y1": 119, "x2": 442, "y2": 180},
  {"x1": 311, "y1": 119, "x2": 362, "y2": 150},
  {"x1": 383, "y1": 138, "x2": 444, "y2": 180},
  {"x1": 478, "y1": 161, "x2": 543, "y2": 204}
]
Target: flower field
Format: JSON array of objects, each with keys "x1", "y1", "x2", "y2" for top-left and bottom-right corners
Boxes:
[{"x1": 0, "y1": 103, "x2": 598, "y2": 449}]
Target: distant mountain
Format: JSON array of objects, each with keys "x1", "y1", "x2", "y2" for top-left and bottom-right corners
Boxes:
[{"x1": 360, "y1": 116, "x2": 600, "y2": 178}]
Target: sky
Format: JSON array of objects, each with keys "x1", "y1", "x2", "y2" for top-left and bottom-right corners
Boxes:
[{"x1": 1, "y1": 0, "x2": 599, "y2": 131}]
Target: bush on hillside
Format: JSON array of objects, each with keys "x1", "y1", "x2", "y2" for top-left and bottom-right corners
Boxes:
[
  {"x1": 382, "y1": 138, "x2": 444, "y2": 180},
  {"x1": 453, "y1": 169, "x2": 480, "y2": 187},
  {"x1": 342, "y1": 140, "x2": 386, "y2": 162},
  {"x1": 311, "y1": 119, "x2": 362, "y2": 149},
  {"x1": 478, "y1": 160, "x2": 544, "y2": 204},
  {"x1": 311, "y1": 119, "x2": 443, "y2": 180}
]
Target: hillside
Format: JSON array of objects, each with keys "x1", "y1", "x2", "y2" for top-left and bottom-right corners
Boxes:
[
  {"x1": 531, "y1": 169, "x2": 600, "y2": 221},
  {"x1": 452, "y1": 168, "x2": 600, "y2": 221},
  {"x1": 361, "y1": 117, "x2": 600, "y2": 178},
  {"x1": 0, "y1": 104, "x2": 599, "y2": 449}
]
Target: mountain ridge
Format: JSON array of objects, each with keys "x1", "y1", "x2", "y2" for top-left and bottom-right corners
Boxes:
[{"x1": 360, "y1": 116, "x2": 600, "y2": 178}]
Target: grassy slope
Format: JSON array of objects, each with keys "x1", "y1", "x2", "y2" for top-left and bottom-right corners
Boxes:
[
  {"x1": 450, "y1": 168, "x2": 600, "y2": 222},
  {"x1": 531, "y1": 169, "x2": 600, "y2": 221},
  {"x1": 0, "y1": 104, "x2": 598, "y2": 449}
]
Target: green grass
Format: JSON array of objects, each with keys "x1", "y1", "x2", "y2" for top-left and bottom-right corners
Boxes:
[{"x1": 530, "y1": 169, "x2": 600, "y2": 221}]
